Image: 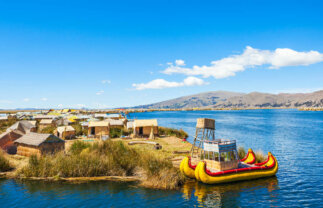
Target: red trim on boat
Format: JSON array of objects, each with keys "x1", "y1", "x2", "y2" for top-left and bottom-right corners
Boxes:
[
  {"x1": 240, "y1": 152, "x2": 249, "y2": 162},
  {"x1": 204, "y1": 155, "x2": 275, "y2": 177},
  {"x1": 188, "y1": 157, "x2": 197, "y2": 169},
  {"x1": 255, "y1": 155, "x2": 270, "y2": 166}
]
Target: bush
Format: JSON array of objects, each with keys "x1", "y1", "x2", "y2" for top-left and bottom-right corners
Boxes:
[
  {"x1": 72, "y1": 123, "x2": 84, "y2": 136},
  {"x1": 40, "y1": 126, "x2": 56, "y2": 134},
  {"x1": 0, "y1": 151, "x2": 12, "y2": 172},
  {"x1": 158, "y1": 127, "x2": 188, "y2": 139},
  {"x1": 19, "y1": 140, "x2": 184, "y2": 189},
  {"x1": 69, "y1": 140, "x2": 91, "y2": 155},
  {"x1": 238, "y1": 146, "x2": 246, "y2": 160},
  {"x1": 109, "y1": 128, "x2": 123, "y2": 138}
]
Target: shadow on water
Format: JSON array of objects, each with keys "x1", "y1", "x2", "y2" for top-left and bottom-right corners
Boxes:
[{"x1": 182, "y1": 177, "x2": 279, "y2": 207}]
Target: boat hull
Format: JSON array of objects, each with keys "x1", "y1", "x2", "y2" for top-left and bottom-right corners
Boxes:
[
  {"x1": 195, "y1": 152, "x2": 278, "y2": 184},
  {"x1": 180, "y1": 156, "x2": 197, "y2": 179}
]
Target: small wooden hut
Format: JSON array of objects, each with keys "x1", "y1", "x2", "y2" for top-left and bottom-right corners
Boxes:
[
  {"x1": 55, "y1": 126, "x2": 76, "y2": 139},
  {"x1": 38, "y1": 119, "x2": 54, "y2": 131},
  {"x1": 133, "y1": 119, "x2": 158, "y2": 137},
  {"x1": 88, "y1": 121, "x2": 110, "y2": 138},
  {"x1": 14, "y1": 132, "x2": 65, "y2": 157}
]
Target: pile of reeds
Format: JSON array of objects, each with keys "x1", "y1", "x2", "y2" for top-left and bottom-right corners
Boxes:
[
  {"x1": 238, "y1": 146, "x2": 267, "y2": 163},
  {"x1": 19, "y1": 140, "x2": 183, "y2": 189}
]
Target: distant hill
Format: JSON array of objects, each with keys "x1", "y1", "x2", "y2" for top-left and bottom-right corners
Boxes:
[{"x1": 135, "y1": 90, "x2": 323, "y2": 109}]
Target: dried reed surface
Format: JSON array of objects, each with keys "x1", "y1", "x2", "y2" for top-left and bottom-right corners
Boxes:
[
  {"x1": 238, "y1": 146, "x2": 267, "y2": 163},
  {"x1": 19, "y1": 140, "x2": 184, "y2": 189},
  {"x1": 0, "y1": 150, "x2": 12, "y2": 172}
]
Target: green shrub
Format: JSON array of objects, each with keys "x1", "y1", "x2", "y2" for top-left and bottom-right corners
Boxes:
[
  {"x1": 109, "y1": 128, "x2": 123, "y2": 138},
  {"x1": 158, "y1": 127, "x2": 188, "y2": 139},
  {"x1": 19, "y1": 140, "x2": 184, "y2": 189},
  {"x1": 69, "y1": 140, "x2": 91, "y2": 155},
  {"x1": 238, "y1": 146, "x2": 246, "y2": 160},
  {"x1": 40, "y1": 126, "x2": 56, "y2": 134},
  {"x1": 0, "y1": 151, "x2": 12, "y2": 172}
]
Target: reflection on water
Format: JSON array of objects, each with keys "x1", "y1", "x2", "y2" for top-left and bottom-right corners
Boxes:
[{"x1": 181, "y1": 177, "x2": 279, "y2": 207}]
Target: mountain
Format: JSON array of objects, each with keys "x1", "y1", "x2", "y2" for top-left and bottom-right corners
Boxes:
[{"x1": 135, "y1": 90, "x2": 323, "y2": 109}]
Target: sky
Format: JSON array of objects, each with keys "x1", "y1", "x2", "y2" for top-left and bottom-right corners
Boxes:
[{"x1": 0, "y1": 0, "x2": 322, "y2": 109}]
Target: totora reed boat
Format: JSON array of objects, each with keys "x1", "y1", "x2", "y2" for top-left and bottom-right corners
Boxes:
[{"x1": 180, "y1": 118, "x2": 278, "y2": 184}]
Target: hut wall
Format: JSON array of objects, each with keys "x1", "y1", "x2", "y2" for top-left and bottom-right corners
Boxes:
[
  {"x1": 40, "y1": 142, "x2": 65, "y2": 154},
  {"x1": 38, "y1": 123, "x2": 54, "y2": 132},
  {"x1": 17, "y1": 144, "x2": 41, "y2": 157},
  {"x1": 88, "y1": 126, "x2": 109, "y2": 137},
  {"x1": 135, "y1": 126, "x2": 158, "y2": 136}
]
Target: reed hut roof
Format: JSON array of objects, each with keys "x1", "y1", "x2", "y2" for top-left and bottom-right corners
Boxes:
[
  {"x1": 134, "y1": 119, "x2": 158, "y2": 127},
  {"x1": 106, "y1": 119, "x2": 124, "y2": 126},
  {"x1": 57, "y1": 126, "x2": 75, "y2": 134},
  {"x1": 14, "y1": 132, "x2": 64, "y2": 147},
  {"x1": 106, "y1": 114, "x2": 120, "y2": 118},
  {"x1": 88, "y1": 120, "x2": 110, "y2": 127},
  {"x1": 33, "y1": 115, "x2": 56, "y2": 119},
  {"x1": 40, "y1": 119, "x2": 53, "y2": 124},
  {"x1": 7, "y1": 120, "x2": 36, "y2": 134},
  {"x1": 27, "y1": 120, "x2": 37, "y2": 126}
]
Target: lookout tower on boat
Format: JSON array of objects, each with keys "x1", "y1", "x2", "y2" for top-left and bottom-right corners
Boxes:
[
  {"x1": 190, "y1": 118, "x2": 239, "y2": 171},
  {"x1": 191, "y1": 118, "x2": 216, "y2": 159}
]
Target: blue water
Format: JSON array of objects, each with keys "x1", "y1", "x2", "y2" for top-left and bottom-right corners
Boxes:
[{"x1": 1, "y1": 110, "x2": 322, "y2": 207}]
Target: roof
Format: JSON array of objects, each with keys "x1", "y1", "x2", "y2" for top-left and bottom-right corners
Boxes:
[
  {"x1": 27, "y1": 120, "x2": 37, "y2": 126},
  {"x1": 106, "y1": 114, "x2": 120, "y2": 118},
  {"x1": 57, "y1": 126, "x2": 75, "y2": 134},
  {"x1": 14, "y1": 132, "x2": 64, "y2": 147},
  {"x1": 134, "y1": 119, "x2": 158, "y2": 127},
  {"x1": 0, "y1": 117, "x2": 8, "y2": 120},
  {"x1": 8, "y1": 120, "x2": 36, "y2": 134},
  {"x1": 106, "y1": 119, "x2": 124, "y2": 126},
  {"x1": 40, "y1": 119, "x2": 53, "y2": 124},
  {"x1": 94, "y1": 113, "x2": 107, "y2": 118},
  {"x1": 33, "y1": 115, "x2": 56, "y2": 119},
  {"x1": 88, "y1": 120, "x2": 110, "y2": 127}
]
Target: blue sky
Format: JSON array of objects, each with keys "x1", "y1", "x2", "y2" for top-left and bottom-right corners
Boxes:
[{"x1": 0, "y1": 0, "x2": 322, "y2": 109}]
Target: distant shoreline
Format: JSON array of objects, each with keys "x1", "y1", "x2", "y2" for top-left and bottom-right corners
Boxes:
[{"x1": 0, "y1": 107, "x2": 322, "y2": 114}]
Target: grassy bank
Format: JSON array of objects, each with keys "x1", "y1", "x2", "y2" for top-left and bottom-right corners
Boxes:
[
  {"x1": 0, "y1": 151, "x2": 12, "y2": 172},
  {"x1": 18, "y1": 140, "x2": 184, "y2": 189},
  {"x1": 158, "y1": 127, "x2": 188, "y2": 139}
]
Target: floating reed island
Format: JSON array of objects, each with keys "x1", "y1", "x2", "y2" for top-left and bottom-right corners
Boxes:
[{"x1": 0, "y1": 111, "x2": 269, "y2": 189}]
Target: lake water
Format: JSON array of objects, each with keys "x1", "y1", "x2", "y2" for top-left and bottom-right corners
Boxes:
[{"x1": 1, "y1": 110, "x2": 322, "y2": 207}]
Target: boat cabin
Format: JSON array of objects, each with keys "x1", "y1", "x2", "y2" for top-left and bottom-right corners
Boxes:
[{"x1": 202, "y1": 139, "x2": 239, "y2": 171}]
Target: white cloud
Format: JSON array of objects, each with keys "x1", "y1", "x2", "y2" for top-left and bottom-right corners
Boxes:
[
  {"x1": 23, "y1": 98, "x2": 30, "y2": 102},
  {"x1": 133, "y1": 76, "x2": 208, "y2": 90},
  {"x1": 96, "y1": 90, "x2": 104, "y2": 95},
  {"x1": 175, "y1": 59, "x2": 185, "y2": 66},
  {"x1": 41, "y1": 97, "x2": 48, "y2": 101},
  {"x1": 162, "y1": 46, "x2": 323, "y2": 79},
  {"x1": 101, "y1": 80, "x2": 111, "y2": 84}
]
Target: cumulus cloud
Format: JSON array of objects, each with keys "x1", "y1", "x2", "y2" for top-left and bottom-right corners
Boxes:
[
  {"x1": 41, "y1": 97, "x2": 48, "y2": 101},
  {"x1": 162, "y1": 46, "x2": 323, "y2": 79},
  {"x1": 23, "y1": 98, "x2": 30, "y2": 102},
  {"x1": 96, "y1": 90, "x2": 104, "y2": 95},
  {"x1": 133, "y1": 76, "x2": 208, "y2": 90},
  {"x1": 175, "y1": 59, "x2": 185, "y2": 66}
]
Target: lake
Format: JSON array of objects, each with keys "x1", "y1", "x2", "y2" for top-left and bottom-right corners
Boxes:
[{"x1": 1, "y1": 110, "x2": 322, "y2": 207}]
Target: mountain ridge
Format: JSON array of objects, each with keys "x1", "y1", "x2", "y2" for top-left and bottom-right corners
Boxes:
[{"x1": 134, "y1": 90, "x2": 323, "y2": 109}]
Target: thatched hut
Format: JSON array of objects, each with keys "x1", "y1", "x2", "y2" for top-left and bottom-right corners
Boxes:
[
  {"x1": 88, "y1": 121, "x2": 110, "y2": 138},
  {"x1": 39, "y1": 119, "x2": 54, "y2": 131},
  {"x1": 7, "y1": 120, "x2": 37, "y2": 134},
  {"x1": 0, "y1": 130, "x2": 24, "y2": 154},
  {"x1": 133, "y1": 119, "x2": 158, "y2": 137},
  {"x1": 14, "y1": 132, "x2": 65, "y2": 157},
  {"x1": 55, "y1": 126, "x2": 76, "y2": 139},
  {"x1": 107, "y1": 119, "x2": 124, "y2": 129}
]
